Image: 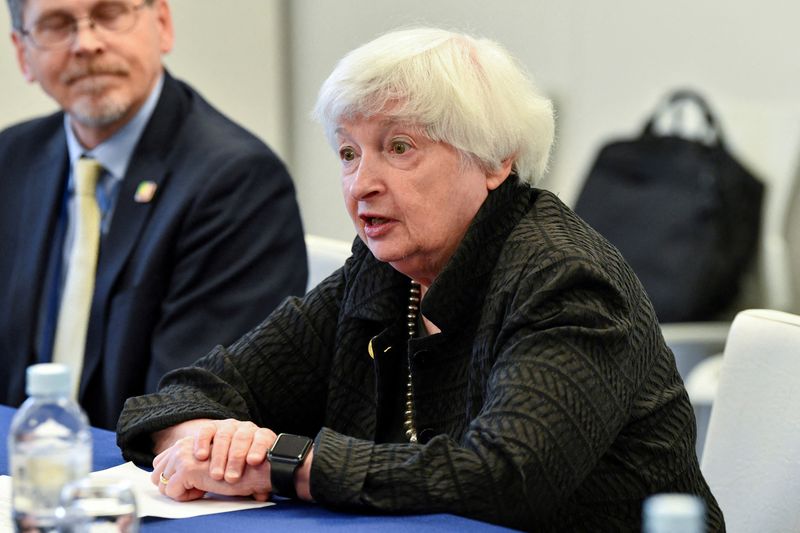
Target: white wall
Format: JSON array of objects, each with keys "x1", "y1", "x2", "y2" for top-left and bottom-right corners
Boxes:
[
  {"x1": 165, "y1": 0, "x2": 289, "y2": 159},
  {"x1": 2, "y1": 0, "x2": 799, "y2": 309},
  {"x1": 289, "y1": 0, "x2": 800, "y2": 228},
  {"x1": 287, "y1": 0, "x2": 800, "y2": 311},
  {"x1": 0, "y1": 6, "x2": 58, "y2": 123}
]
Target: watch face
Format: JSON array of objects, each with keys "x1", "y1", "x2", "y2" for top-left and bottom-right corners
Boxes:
[{"x1": 270, "y1": 433, "x2": 312, "y2": 462}]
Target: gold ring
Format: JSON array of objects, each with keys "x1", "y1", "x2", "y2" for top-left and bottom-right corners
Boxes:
[{"x1": 159, "y1": 472, "x2": 170, "y2": 485}]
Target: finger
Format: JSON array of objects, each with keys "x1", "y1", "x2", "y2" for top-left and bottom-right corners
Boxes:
[
  {"x1": 153, "y1": 451, "x2": 165, "y2": 468},
  {"x1": 162, "y1": 439, "x2": 200, "y2": 500},
  {"x1": 151, "y1": 450, "x2": 171, "y2": 485},
  {"x1": 150, "y1": 468, "x2": 162, "y2": 487},
  {"x1": 193, "y1": 421, "x2": 218, "y2": 461},
  {"x1": 246, "y1": 428, "x2": 277, "y2": 466},
  {"x1": 151, "y1": 460, "x2": 162, "y2": 486},
  {"x1": 225, "y1": 424, "x2": 257, "y2": 482},
  {"x1": 158, "y1": 470, "x2": 172, "y2": 490},
  {"x1": 153, "y1": 446, "x2": 172, "y2": 466},
  {"x1": 209, "y1": 419, "x2": 237, "y2": 480},
  {"x1": 171, "y1": 487, "x2": 207, "y2": 502},
  {"x1": 158, "y1": 468, "x2": 174, "y2": 495},
  {"x1": 164, "y1": 469, "x2": 205, "y2": 502},
  {"x1": 158, "y1": 452, "x2": 181, "y2": 495}
]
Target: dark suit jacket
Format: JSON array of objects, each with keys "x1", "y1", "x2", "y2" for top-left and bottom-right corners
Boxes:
[
  {"x1": 0, "y1": 72, "x2": 307, "y2": 429},
  {"x1": 118, "y1": 179, "x2": 723, "y2": 531}
]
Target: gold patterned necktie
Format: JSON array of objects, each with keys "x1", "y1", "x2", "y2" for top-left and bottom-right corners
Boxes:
[{"x1": 52, "y1": 157, "x2": 103, "y2": 400}]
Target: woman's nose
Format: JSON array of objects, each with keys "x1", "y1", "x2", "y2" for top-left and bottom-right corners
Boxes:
[{"x1": 348, "y1": 154, "x2": 383, "y2": 200}]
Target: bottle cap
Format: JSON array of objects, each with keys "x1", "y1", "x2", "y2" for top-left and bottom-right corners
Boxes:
[
  {"x1": 643, "y1": 493, "x2": 705, "y2": 533},
  {"x1": 26, "y1": 363, "x2": 72, "y2": 396}
]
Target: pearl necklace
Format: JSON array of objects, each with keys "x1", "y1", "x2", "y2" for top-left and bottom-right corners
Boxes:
[{"x1": 404, "y1": 281, "x2": 421, "y2": 443}]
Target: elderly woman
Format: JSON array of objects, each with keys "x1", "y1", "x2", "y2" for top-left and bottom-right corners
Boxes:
[{"x1": 117, "y1": 27, "x2": 724, "y2": 531}]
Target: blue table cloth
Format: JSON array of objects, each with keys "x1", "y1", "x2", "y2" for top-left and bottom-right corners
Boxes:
[{"x1": 0, "y1": 405, "x2": 514, "y2": 531}]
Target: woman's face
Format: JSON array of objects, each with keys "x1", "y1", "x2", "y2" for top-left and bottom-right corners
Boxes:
[{"x1": 336, "y1": 114, "x2": 511, "y2": 286}]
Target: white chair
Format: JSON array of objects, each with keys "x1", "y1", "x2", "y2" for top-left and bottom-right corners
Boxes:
[
  {"x1": 304, "y1": 234, "x2": 353, "y2": 293},
  {"x1": 683, "y1": 351, "x2": 724, "y2": 460},
  {"x1": 700, "y1": 309, "x2": 800, "y2": 532}
]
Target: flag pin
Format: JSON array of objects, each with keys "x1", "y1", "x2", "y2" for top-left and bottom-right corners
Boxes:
[{"x1": 134, "y1": 181, "x2": 157, "y2": 203}]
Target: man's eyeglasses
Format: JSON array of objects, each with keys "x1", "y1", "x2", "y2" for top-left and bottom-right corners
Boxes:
[{"x1": 20, "y1": 1, "x2": 149, "y2": 50}]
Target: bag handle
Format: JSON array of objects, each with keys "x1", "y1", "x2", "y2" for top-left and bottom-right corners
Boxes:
[{"x1": 642, "y1": 89, "x2": 727, "y2": 147}]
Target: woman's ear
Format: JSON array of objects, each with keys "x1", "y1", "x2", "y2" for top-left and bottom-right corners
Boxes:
[{"x1": 486, "y1": 157, "x2": 514, "y2": 191}]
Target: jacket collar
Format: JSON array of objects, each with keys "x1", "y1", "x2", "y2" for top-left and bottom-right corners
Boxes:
[
  {"x1": 341, "y1": 176, "x2": 535, "y2": 333},
  {"x1": 340, "y1": 241, "x2": 409, "y2": 324},
  {"x1": 424, "y1": 176, "x2": 533, "y2": 332}
]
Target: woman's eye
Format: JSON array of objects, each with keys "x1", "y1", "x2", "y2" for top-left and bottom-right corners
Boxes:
[
  {"x1": 391, "y1": 140, "x2": 411, "y2": 155},
  {"x1": 339, "y1": 147, "x2": 355, "y2": 161}
]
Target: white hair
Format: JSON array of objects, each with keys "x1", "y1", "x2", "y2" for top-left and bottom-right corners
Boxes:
[{"x1": 313, "y1": 27, "x2": 555, "y2": 186}]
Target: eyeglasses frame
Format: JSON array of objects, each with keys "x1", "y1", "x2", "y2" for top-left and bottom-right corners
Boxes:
[{"x1": 18, "y1": 1, "x2": 150, "y2": 50}]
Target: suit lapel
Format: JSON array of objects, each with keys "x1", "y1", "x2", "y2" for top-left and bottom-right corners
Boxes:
[
  {"x1": 7, "y1": 126, "x2": 68, "y2": 401},
  {"x1": 81, "y1": 73, "x2": 189, "y2": 395},
  {"x1": 90, "y1": 154, "x2": 167, "y2": 316}
]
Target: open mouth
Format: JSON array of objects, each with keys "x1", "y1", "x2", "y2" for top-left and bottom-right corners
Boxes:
[{"x1": 360, "y1": 214, "x2": 394, "y2": 237}]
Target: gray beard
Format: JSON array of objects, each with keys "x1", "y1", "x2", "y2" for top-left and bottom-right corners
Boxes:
[{"x1": 69, "y1": 98, "x2": 130, "y2": 129}]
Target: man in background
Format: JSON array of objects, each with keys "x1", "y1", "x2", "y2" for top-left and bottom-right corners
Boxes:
[{"x1": 0, "y1": 0, "x2": 307, "y2": 428}]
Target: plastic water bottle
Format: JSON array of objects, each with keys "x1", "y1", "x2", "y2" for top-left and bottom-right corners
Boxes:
[
  {"x1": 642, "y1": 493, "x2": 705, "y2": 533},
  {"x1": 8, "y1": 364, "x2": 92, "y2": 532}
]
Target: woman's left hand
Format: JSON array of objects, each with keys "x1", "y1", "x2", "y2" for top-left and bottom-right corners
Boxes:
[{"x1": 151, "y1": 436, "x2": 272, "y2": 502}]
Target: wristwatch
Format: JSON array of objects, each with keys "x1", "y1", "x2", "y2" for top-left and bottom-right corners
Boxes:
[{"x1": 268, "y1": 433, "x2": 313, "y2": 498}]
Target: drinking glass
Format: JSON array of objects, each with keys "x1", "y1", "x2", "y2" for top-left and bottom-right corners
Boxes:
[{"x1": 58, "y1": 477, "x2": 139, "y2": 533}]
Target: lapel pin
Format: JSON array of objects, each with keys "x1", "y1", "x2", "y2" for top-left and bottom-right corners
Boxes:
[{"x1": 134, "y1": 180, "x2": 157, "y2": 203}]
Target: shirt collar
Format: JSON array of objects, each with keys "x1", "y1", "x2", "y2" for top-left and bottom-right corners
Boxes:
[{"x1": 64, "y1": 73, "x2": 165, "y2": 181}]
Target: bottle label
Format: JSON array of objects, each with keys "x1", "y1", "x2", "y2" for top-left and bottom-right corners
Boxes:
[{"x1": 11, "y1": 442, "x2": 91, "y2": 516}]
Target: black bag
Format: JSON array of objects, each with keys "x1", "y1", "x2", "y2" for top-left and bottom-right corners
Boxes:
[{"x1": 574, "y1": 89, "x2": 764, "y2": 322}]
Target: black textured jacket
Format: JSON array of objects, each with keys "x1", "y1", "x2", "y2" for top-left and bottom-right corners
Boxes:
[{"x1": 117, "y1": 178, "x2": 724, "y2": 531}]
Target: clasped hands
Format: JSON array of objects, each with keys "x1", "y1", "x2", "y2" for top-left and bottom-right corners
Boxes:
[{"x1": 149, "y1": 418, "x2": 313, "y2": 502}]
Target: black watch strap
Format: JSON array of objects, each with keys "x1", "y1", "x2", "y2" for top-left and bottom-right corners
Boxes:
[
  {"x1": 268, "y1": 433, "x2": 313, "y2": 499},
  {"x1": 270, "y1": 459, "x2": 298, "y2": 498}
]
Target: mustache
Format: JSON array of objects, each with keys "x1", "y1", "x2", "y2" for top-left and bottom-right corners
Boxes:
[{"x1": 61, "y1": 62, "x2": 129, "y2": 84}]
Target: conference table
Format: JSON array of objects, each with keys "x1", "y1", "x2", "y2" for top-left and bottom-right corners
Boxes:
[{"x1": 0, "y1": 405, "x2": 515, "y2": 532}]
